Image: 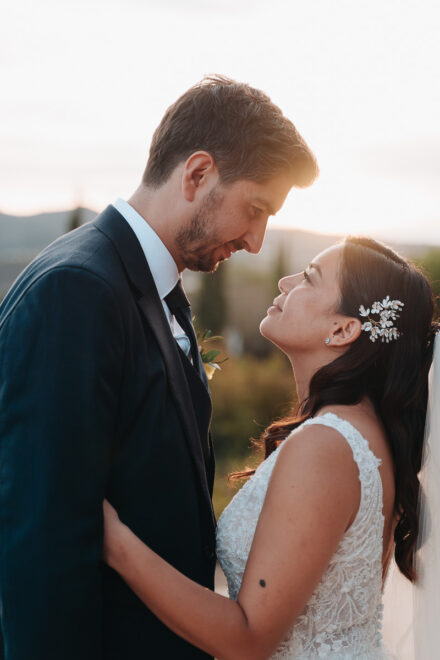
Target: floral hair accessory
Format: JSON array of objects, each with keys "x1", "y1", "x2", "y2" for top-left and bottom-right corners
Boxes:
[{"x1": 359, "y1": 295, "x2": 404, "y2": 343}]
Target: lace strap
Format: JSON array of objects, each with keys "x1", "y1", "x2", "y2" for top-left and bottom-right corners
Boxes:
[
  {"x1": 302, "y1": 412, "x2": 382, "y2": 467},
  {"x1": 301, "y1": 413, "x2": 383, "y2": 528}
]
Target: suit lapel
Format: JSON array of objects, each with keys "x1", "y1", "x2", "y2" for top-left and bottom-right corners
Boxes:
[
  {"x1": 137, "y1": 292, "x2": 214, "y2": 503},
  {"x1": 94, "y1": 206, "x2": 215, "y2": 529}
]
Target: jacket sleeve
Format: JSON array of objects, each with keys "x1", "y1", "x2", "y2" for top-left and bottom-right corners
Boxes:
[{"x1": 0, "y1": 266, "x2": 125, "y2": 660}]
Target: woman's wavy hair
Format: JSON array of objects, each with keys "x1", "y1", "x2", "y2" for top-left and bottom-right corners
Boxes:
[{"x1": 233, "y1": 236, "x2": 438, "y2": 582}]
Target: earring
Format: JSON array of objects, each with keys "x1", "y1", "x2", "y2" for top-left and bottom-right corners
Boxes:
[{"x1": 324, "y1": 337, "x2": 330, "y2": 344}]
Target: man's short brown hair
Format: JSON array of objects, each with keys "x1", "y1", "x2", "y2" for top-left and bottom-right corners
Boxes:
[{"x1": 143, "y1": 75, "x2": 318, "y2": 188}]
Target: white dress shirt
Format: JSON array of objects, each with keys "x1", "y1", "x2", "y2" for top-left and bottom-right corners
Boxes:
[{"x1": 112, "y1": 198, "x2": 191, "y2": 357}]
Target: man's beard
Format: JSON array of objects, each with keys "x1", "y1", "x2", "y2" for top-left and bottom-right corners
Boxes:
[{"x1": 175, "y1": 187, "x2": 242, "y2": 272}]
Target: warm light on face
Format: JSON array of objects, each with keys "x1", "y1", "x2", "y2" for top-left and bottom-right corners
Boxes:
[{"x1": 260, "y1": 245, "x2": 344, "y2": 354}]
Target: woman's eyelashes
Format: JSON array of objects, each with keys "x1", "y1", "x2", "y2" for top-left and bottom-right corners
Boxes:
[{"x1": 303, "y1": 269, "x2": 311, "y2": 282}]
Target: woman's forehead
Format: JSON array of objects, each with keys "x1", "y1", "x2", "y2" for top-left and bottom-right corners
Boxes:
[{"x1": 311, "y1": 244, "x2": 344, "y2": 271}]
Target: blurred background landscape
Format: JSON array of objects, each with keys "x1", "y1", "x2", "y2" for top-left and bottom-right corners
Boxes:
[
  {"x1": 1, "y1": 207, "x2": 439, "y2": 516},
  {"x1": 2, "y1": 0, "x2": 439, "y2": 520}
]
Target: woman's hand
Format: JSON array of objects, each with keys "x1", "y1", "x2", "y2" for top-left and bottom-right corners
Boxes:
[{"x1": 102, "y1": 499, "x2": 126, "y2": 569}]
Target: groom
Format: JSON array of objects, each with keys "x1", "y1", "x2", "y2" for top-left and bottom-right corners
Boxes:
[{"x1": 0, "y1": 75, "x2": 318, "y2": 660}]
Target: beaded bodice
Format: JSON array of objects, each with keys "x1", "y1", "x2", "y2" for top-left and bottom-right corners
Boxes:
[{"x1": 216, "y1": 413, "x2": 386, "y2": 659}]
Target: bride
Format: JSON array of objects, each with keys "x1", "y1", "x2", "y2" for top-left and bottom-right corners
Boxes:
[{"x1": 102, "y1": 236, "x2": 438, "y2": 659}]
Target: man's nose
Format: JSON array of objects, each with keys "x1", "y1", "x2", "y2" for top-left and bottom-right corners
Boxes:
[{"x1": 243, "y1": 218, "x2": 269, "y2": 254}]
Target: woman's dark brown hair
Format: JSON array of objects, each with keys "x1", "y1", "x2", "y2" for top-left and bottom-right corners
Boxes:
[
  {"x1": 143, "y1": 75, "x2": 318, "y2": 189},
  {"x1": 234, "y1": 236, "x2": 438, "y2": 582}
]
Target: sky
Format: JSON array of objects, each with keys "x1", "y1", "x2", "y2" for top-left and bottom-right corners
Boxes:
[{"x1": 1, "y1": 0, "x2": 439, "y2": 244}]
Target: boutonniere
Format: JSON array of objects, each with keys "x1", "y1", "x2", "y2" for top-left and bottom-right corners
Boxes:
[{"x1": 195, "y1": 325, "x2": 228, "y2": 380}]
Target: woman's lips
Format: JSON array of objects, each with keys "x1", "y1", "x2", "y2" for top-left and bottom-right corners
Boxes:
[{"x1": 267, "y1": 304, "x2": 282, "y2": 314}]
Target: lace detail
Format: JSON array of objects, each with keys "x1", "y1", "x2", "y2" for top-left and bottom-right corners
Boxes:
[{"x1": 216, "y1": 412, "x2": 387, "y2": 658}]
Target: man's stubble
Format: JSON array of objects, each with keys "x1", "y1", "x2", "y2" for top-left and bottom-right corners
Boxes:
[{"x1": 175, "y1": 187, "x2": 228, "y2": 273}]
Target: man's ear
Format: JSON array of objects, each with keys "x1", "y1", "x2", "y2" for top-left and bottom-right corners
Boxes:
[
  {"x1": 328, "y1": 316, "x2": 362, "y2": 347},
  {"x1": 181, "y1": 151, "x2": 217, "y2": 202}
]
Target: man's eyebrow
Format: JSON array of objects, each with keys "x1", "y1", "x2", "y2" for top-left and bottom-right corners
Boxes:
[
  {"x1": 309, "y1": 262, "x2": 322, "y2": 277},
  {"x1": 252, "y1": 197, "x2": 276, "y2": 216}
]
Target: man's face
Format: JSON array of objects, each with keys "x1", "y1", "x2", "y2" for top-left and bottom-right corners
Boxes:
[{"x1": 175, "y1": 172, "x2": 293, "y2": 272}]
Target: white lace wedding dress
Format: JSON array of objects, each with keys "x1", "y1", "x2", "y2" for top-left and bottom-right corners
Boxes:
[{"x1": 216, "y1": 412, "x2": 387, "y2": 659}]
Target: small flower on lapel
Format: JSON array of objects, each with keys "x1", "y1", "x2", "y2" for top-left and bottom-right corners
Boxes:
[{"x1": 194, "y1": 324, "x2": 228, "y2": 380}]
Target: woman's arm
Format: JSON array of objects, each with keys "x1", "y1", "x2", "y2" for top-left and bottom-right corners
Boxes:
[
  {"x1": 104, "y1": 503, "x2": 258, "y2": 660},
  {"x1": 103, "y1": 424, "x2": 360, "y2": 660}
]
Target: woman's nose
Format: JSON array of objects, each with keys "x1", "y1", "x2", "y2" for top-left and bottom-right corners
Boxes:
[{"x1": 278, "y1": 273, "x2": 297, "y2": 293}]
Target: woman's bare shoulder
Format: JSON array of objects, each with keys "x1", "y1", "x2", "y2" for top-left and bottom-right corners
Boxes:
[
  {"x1": 275, "y1": 421, "x2": 362, "y2": 501},
  {"x1": 315, "y1": 403, "x2": 387, "y2": 445}
]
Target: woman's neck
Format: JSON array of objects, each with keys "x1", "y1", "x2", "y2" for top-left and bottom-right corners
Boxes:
[{"x1": 288, "y1": 350, "x2": 334, "y2": 405}]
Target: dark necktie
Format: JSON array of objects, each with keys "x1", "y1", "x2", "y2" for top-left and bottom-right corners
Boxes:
[{"x1": 165, "y1": 280, "x2": 200, "y2": 374}]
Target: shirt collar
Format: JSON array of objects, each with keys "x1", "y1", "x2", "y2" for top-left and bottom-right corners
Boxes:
[{"x1": 112, "y1": 198, "x2": 179, "y2": 300}]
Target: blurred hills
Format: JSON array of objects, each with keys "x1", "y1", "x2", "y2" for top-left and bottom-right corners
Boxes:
[
  {"x1": 0, "y1": 207, "x2": 437, "y2": 302},
  {"x1": 0, "y1": 208, "x2": 96, "y2": 260},
  {"x1": 0, "y1": 207, "x2": 95, "y2": 299}
]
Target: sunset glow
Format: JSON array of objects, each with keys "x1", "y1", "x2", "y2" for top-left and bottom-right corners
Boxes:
[{"x1": 1, "y1": 0, "x2": 439, "y2": 243}]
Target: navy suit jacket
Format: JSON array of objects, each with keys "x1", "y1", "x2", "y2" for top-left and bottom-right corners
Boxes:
[{"x1": 0, "y1": 206, "x2": 216, "y2": 659}]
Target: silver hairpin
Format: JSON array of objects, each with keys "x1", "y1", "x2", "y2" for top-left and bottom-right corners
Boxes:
[{"x1": 359, "y1": 296, "x2": 404, "y2": 343}]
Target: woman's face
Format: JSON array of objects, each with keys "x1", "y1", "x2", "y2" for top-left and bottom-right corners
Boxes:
[{"x1": 260, "y1": 244, "x2": 344, "y2": 354}]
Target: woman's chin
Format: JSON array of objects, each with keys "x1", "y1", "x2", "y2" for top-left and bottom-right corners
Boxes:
[
  {"x1": 259, "y1": 316, "x2": 271, "y2": 338},
  {"x1": 260, "y1": 319, "x2": 291, "y2": 355},
  {"x1": 259, "y1": 317, "x2": 278, "y2": 346}
]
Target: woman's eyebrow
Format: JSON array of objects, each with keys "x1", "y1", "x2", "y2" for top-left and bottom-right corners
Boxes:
[{"x1": 309, "y1": 262, "x2": 322, "y2": 277}]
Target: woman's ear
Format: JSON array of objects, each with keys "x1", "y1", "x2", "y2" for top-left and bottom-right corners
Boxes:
[
  {"x1": 327, "y1": 317, "x2": 362, "y2": 347},
  {"x1": 181, "y1": 151, "x2": 217, "y2": 202}
]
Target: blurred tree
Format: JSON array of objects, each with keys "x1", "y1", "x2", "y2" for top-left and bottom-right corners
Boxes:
[
  {"x1": 68, "y1": 207, "x2": 82, "y2": 232},
  {"x1": 272, "y1": 243, "x2": 288, "y2": 291},
  {"x1": 210, "y1": 351, "x2": 295, "y2": 517},
  {"x1": 210, "y1": 351, "x2": 294, "y2": 460},
  {"x1": 224, "y1": 264, "x2": 277, "y2": 357},
  {"x1": 195, "y1": 262, "x2": 228, "y2": 334},
  {"x1": 414, "y1": 248, "x2": 440, "y2": 312}
]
